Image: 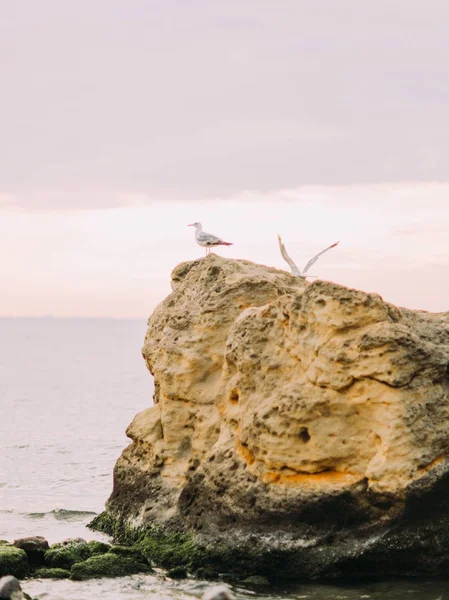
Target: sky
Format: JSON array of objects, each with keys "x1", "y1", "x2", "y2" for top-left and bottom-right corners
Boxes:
[{"x1": 1, "y1": 1, "x2": 449, "y2": 317}]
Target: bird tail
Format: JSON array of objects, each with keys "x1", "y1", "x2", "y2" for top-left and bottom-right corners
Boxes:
[{"x1": 222, "y1": 241, "x2": 233, "y2": 246}]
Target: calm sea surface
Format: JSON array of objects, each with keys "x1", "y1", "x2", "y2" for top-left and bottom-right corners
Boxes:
[{"x1": 1, "y1": 318, "x2": 448, "y2": 599}]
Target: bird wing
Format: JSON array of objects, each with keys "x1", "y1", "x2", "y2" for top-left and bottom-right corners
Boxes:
[
  {"x1": 302, "y1": 242, "x2": 339, "y2": 274},
  {"x1": 197, "y1": 231, "x2": 223, "y2": 245},
  {"x1": 277, "y1": 234, "x2": 302, "y2": 277}
]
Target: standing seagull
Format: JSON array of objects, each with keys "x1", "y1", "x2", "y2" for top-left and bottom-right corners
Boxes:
[
  {"x1": 189, "y1": 222, "x2": 233, "y2": 256},
  {"x1": 278, "y1": 234, "x2": 339, "y2": 278}
]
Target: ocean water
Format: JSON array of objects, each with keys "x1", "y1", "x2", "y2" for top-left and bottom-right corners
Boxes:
[{"x1": 1, "y1": 318, "x2": 448, "y2": 600}]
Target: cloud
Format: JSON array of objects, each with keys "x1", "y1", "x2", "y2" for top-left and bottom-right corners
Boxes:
[{"x1": 1, "y1": 0, "x2": 449, "y2": 207}]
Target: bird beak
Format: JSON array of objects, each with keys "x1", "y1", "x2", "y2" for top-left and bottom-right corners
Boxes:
[{"x1": 188, "y1": 223, "x2": 194, "y2": 227}]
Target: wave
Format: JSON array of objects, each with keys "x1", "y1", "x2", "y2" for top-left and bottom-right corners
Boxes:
[{"x1": 25, "y1": 509, "x2": 98, "y2": 521}]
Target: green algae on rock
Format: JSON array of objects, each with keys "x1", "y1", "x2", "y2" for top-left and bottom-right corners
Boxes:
[
  {"x1": 87, "y1": 541, "x2": 111, "y2": 555},
  {"x1": 108, "y1": 545, "x2": 148, "y2": 563},
  {"x1": 70, "y1": 552, "x2": 152, "y2": 580},
  {"x1": 44, "y1": 539, "x2": 91, "y2": 570},
  {"x1": 33, "y1": 567, "x2": 70, "y2": 579},
  {"x1": 0, "y1": 546, "x2": 28, "y2": 579}
]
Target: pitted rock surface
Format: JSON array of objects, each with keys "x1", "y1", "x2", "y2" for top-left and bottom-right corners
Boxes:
[{"x1": 103, "y1": 255, "x2": 449, "y2": 577}]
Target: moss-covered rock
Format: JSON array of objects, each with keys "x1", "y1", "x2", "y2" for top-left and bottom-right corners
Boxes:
[
  {"x1": 44, "y1": 539, "x2": 91, "y2": 570},
  {"x1": 0, "y1": 546, "x2": 29, "y2": 578},
  {"x1": 136, "y1": 530, "x2": 205, "y2": 569},
  {"x1": 87, "y1": 541, "x2": 111, "y2": 555},
  {"x1": 88, "y1": 512, "x2": 138, "y2": 545},
  {"x1": 90, "y1": 516, "x2": 257, "y2": 580},
  {"x1": 108, "y1": 545, "x2": 147, "y2": 562},
  {"x1": 70, "y1": 553, "x2": 151, "y2": 580},
  {"x1": 34, "y1": 567, "x2": 71, "y2": 579}
]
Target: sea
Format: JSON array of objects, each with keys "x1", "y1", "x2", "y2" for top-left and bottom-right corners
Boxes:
[{"x1": 1, "y1": 318, "x2": 448, "y2": 599}]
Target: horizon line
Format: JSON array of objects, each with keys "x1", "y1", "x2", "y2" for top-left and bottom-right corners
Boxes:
[{"x1": 0, "y1": 315, "x2": 148, "y2": 321}]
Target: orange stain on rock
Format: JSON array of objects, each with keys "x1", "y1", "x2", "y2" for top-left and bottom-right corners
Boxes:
[
  {"x1": 261, "y1": 470, "x2": 361, "y2": 487},
  {"x1": 236, "y1": 440, "x2": 255, "y2": 465}
]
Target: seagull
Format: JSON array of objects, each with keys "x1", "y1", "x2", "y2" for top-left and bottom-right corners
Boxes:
[
  {"x1": 278, "y1": 234, "x2": 339, "y2": 278},
  {"x1": 188, "y1": 222, "x2": 233, "y2": 256}
]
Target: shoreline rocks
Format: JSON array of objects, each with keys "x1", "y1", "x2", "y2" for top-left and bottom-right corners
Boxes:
[
  {"x1": 0, "y1": 537, "x2": 151, "y2": 582},
  {"x1": 91, "y1": 255, "x2": 449, "y2": 581}
]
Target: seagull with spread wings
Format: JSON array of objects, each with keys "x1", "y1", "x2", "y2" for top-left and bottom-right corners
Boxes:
[{"x1": 278, "y1": 234, "x2": 339, "y2": 278}]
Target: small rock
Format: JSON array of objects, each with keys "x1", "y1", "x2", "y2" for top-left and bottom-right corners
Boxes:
[
  {"x1": 13, "y1": 537, "x2": 49, "y2": 568},
  {"x1": 0, "y1": 547, "x2": 28, "y2": 579},
  {"x1": 202, "y1": 584, "x2": 236, "y2": 600},
  {"x1": 167, "y1": 566, "x2": 187, "y2": 579},
  {"x1": 62, "y1": 538, "x2": 87, "y2": 545},
  {"x1": 33, "y1": 567, "x2": 70, "y2": 579},
  {"x1": 44, "y1": 539, "x2": 91, "y2": 570},
  {"x1": 13, "y1": 538, "x2": 49, "y2": 553},
  {"x1": 0, "y1": 575, "x2": 23, "y2": 599},
  {"x1": 70, "y1": 553, "x2": 152, "y2": 580}
]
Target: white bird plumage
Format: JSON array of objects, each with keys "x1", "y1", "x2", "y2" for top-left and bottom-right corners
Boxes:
[
  {"x1": 278, "y1": 234, "x2": 339, "y2": 277},
  {"x1": 189, "y1": 222, "x2": 233, "y2": 255}
]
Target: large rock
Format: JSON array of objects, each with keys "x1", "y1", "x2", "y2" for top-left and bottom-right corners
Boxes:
[{"x1": 93, "y1": 255, "x2": 449, "y2": 579}]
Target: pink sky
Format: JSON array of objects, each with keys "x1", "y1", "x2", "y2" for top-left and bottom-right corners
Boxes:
[
  {"x1": 1, "y1": 183, "x2": 449, "y2": 317},
  {"x1": 2, "y1": 2, "x2": 449, "y2": 317}
]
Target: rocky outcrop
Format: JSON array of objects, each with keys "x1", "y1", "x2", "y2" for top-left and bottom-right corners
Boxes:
[{"x1": 94, "y1": 255, "x2": 449, "y2": 580}]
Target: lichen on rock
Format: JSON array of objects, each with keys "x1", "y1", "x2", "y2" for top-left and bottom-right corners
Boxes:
[{"x1": 93, "y1": 255, "x2": 449, "y2": 580}]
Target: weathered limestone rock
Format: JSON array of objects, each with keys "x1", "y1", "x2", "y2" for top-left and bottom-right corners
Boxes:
[{"x1": 95, "y1": 255, "x2": 449, "y2": 579}]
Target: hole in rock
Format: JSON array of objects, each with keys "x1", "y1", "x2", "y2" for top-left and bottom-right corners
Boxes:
[
  {"x1": 299, "y1": 427, "x2": 311, "y2": 443},
  {"x1": 229, "y1": 390, "x2": 239, "y2": 403}
]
